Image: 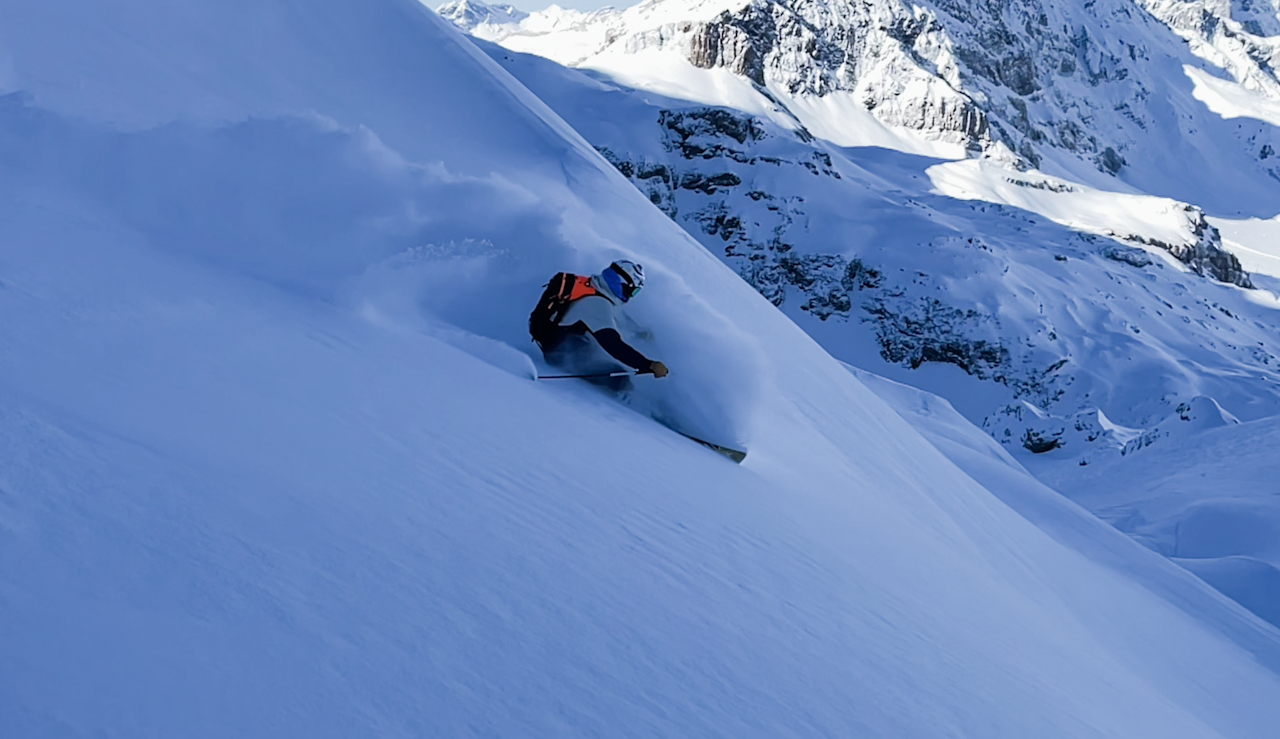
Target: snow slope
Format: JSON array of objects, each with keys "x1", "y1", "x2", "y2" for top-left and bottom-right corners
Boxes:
[
  {"x1": 5, "y1": 0, "x2": 1280, "y2": 736},
  {"x1": 1212, "y1": 213, "x2": 1280, "y2": 286},
  {"x1": 1035, "y1": 415, "x2": 1280, "y2": 630}
]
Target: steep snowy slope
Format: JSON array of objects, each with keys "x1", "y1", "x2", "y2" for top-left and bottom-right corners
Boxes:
[
  {"x1": 856, "y1": 359, "x2": 1280, "y2": 632},
  {"x1": 5, "y1": 1, "x2": 1280, "y2": 736}
]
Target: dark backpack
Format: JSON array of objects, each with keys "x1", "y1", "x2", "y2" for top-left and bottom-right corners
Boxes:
[{"x1": 529, "y1": 272, "x2": 599, "y2": 348}]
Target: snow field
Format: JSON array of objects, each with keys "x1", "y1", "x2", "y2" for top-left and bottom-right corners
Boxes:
[
  {"x1": 926, "y1": 159, "x2": 1212, "y2": 257},
  {"x1": 1186, "y1": 64, "x2": 1280, "y2": 129},
  {"x1": 8, "y1": 193, "x2": 1280, "y2": 736}
]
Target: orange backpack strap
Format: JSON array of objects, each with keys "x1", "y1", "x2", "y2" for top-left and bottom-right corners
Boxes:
[
  {"x1": 569, "y1": 275, "x2": 598, "y2": 301},
  {"x1": 530, "y1": 273, "x2": 599, "y2": 348}
]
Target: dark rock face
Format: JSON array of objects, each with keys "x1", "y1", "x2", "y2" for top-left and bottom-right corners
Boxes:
[
  {"x1": 598, "y1": 105, "x2": 841, "y2": 219},
  {"x1": 660, "y1": 109, "x2": 768, "y2": 160},
  {"x1": 1022, "y1": 428, "x2": 1063, "y2": 453},
  {"x1": 597, "y1": 101, "x2": 1255, "y2": 398},
  {"x1": 1106, "y1": 209, "x2": 1253, "y2": 288},
  {"x1": 865, "y1": 298, "x2": 1010, "y2": 377},
  {"x1": 612, "y1": 0, "x2": 1268, "y2": 185},
  {"x1": 679, "y1": 172, "x2": 743, "y2": 194},
  {"x1": 735, "y1": 246, "x2": 1020, "y2": 384},
  {"x1": 689, "y1": 16, "x2": 767, "y2": 84},
  {"x1": 741, "y1": 253, "x2": 883, "y2": 318},
  {"x1": 601, "y1": 107, "x2": 1024, "y2": 382},
  {"x1": 1098, "y1": 147, "x2": 1125, "y2": 174},
  {"x1": 444, "y1": 0, "x2": 1280, "y2": 208},
  {"x1": 678, "y1": 0, "x2": 992, "y2": 148},
  {"x1": 1103, "y1": 245, "x2": 1154, "y2": 268},
  {"x1": 596, "y1": 147, "x2": 679, "y2": 217}
]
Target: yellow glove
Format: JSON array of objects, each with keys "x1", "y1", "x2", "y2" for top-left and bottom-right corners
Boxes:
[{"x1": 648, "y1": 361, "x2": 669, "y2": 379}]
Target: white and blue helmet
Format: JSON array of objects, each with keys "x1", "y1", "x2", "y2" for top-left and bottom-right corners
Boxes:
[{"x1": 603, "y1": 260, "x2": 644, "y2": 302}]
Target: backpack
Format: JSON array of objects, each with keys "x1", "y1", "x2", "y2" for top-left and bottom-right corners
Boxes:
[{"x1": 529, "y1": 272, "x2": 599, "y2": 348}]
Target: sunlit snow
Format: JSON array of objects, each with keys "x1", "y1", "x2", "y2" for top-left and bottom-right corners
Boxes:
[{"x1": 1186, "y1": 64, "x2": 1280, "y2": 128}]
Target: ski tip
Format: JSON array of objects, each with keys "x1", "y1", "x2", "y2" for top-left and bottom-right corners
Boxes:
[
  {"x1": 675, "y1": 430, "x2": 747, "y2": 464},
  {"x1": 705, "y1": 444, "x2": 746, "y2": 464}
]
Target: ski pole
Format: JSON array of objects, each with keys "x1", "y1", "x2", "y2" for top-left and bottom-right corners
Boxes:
[{"x1": 536, "y1": 371, "x2": 636, "y2": 380}]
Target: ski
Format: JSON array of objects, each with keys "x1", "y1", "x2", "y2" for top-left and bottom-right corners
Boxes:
[
  {"x1": 537, "y1": 371, "x2": 634, "y2": 380},
  {"x1": 673, "y1": 430, "x2": 747, "y2": 464},
  {"x1": 536, "y1": 369, "x2": 746, "y2": 462}
]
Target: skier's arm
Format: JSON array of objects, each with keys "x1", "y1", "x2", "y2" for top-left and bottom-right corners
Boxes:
[
  {"x1": 616, "y1": 312, "x2": 653, "y2": 340},
  {"x1": 591, "y1": 328, "x2": 654, "y2": 372},
  {"x1": 563, "y1": 296, "x2": 665, "y2": 375}
]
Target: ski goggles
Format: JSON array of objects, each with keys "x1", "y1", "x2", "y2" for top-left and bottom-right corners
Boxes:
[{"x1": 607, "y1": 263, "x2": 643, "y2": 302}]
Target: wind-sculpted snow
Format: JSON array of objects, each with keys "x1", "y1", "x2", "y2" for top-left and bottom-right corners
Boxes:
[{"x1": 7, "y1": 0, "x2": 1280, "y2": 736}]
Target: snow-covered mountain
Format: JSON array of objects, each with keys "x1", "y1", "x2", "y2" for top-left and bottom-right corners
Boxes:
[
  {"x1": 443, "y1": 0, "x2": 1280, "y2": 215},
  {"x1": 437, "y1": 0, "x2": 622, "y2": 43},
  {"x1": 1143, "y1": 0, "x2": 1280, "y2": 109},
  {"x1": 7, "y1": 0, "x2": 1280, "y2": 735},
  {"x1": 439, "y1": 0, "x2": 1280, "y2": 627},
  {"x1": 436, "y1": 0, "x2": 530, "y2": 29},
  {"x1": 468, "y1": 25, "x2": 1280, "y2": 452}
]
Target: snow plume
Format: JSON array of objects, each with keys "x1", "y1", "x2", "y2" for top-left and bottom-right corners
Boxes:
[
  {"x1": 624, "y1": 264, "x2": 770, "y2": 450},
  {"x1": 356, "y1": 240, "x2": 541, "y2": 380},
  {"x1": 347, "y1": 164, "x2": 771, "y2": 436},
  {"x1": 357, "y1": 236, "x2": 770, "y2": 446},
  {"x1": 348, "y1": 159, "x2": 561, "y2": 349}
]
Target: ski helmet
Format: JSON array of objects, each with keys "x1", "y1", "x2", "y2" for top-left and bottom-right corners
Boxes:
[{"x1": 603, "y1": 260, "x2": 644, "y2": 302}]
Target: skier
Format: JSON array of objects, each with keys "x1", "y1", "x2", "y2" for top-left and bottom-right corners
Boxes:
[{"x1": 529, "y1": 260, "x2": 669, "y2": 387}]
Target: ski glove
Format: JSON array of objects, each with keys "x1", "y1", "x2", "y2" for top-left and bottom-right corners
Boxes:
[{"x1": 648, "y1": 361, "x2": 669, "y2": 379}]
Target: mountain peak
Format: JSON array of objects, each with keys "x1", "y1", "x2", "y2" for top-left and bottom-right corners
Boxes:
[{"x1": 436, "y1": 0, "x2": 530, "y2": 31}]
